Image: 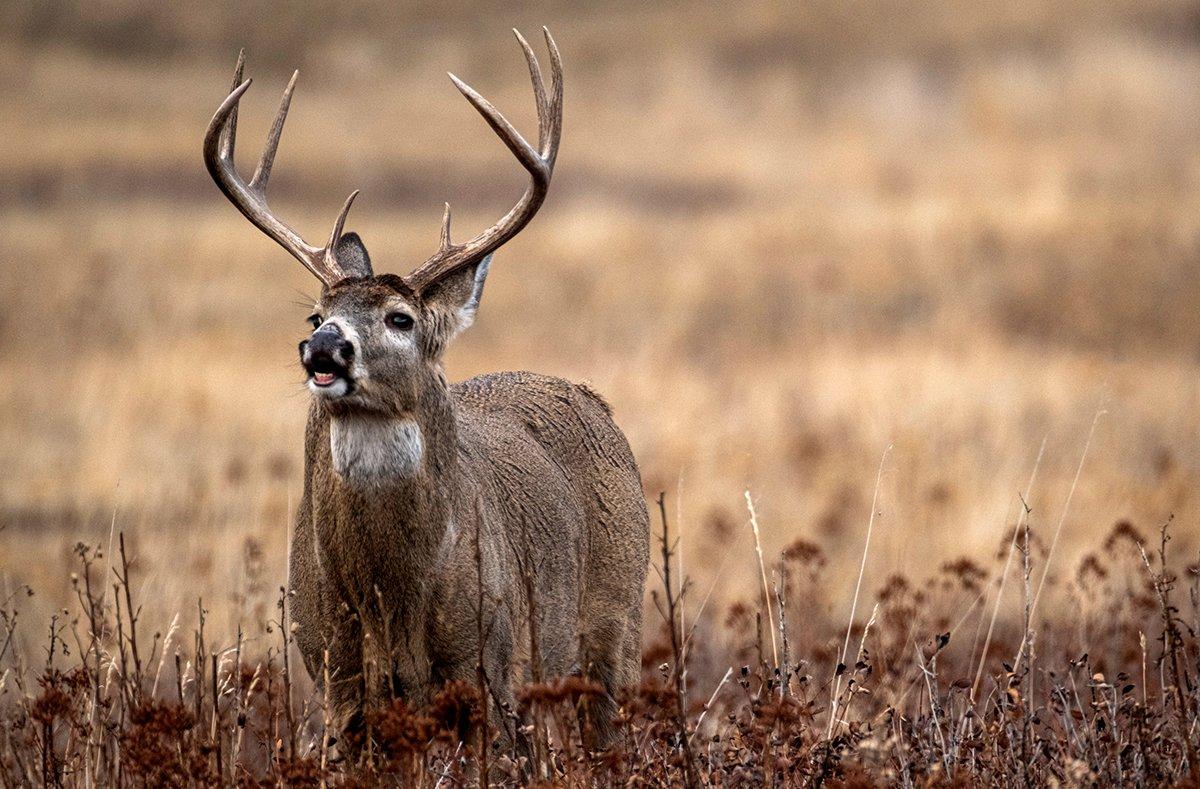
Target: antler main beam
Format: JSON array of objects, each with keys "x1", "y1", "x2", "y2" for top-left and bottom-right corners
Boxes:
[
  {"x1": 203, "y1": 51, "x2": 358, "y2": 287},
  {"x1": 404, "y1": 27, "x2": 563, "y2": 293}
]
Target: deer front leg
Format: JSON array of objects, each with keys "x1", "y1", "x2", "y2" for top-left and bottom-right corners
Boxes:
[
  {"x1": 289, "y1": 513, "x2": 367, "y2": 758},
  {"x1": 433, "y1": 611, "x2": 522, "y2": 771},
  {"x1": 305, "y1": 603, "x2": 366, "y2": 763},
  {"x1": 293, "y1": 595, "x2": 367, "y2": 760}
]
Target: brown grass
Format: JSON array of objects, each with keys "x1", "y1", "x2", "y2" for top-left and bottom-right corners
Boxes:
[
  {"x1": 0, "y1": 1, "x2": 1197, "y2": 783},
  {"x1": 3, "y1": 513, "x2": 1200, "y2": 784}
]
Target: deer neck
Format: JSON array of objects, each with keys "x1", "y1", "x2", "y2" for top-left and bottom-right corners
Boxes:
[
  {"x1": 329, "y1": 414, "x2": 426, "y2": 483},
  {"x1": 313, "y1": 388, "x2": 463, "y2": 643},
  {"x1": 323, "y1": 383, "x2": 462, "y2": 540}
]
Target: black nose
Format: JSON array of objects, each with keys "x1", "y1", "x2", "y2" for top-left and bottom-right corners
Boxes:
[
  {"x1": 302, "y1": 325, "x2": 354, "y2": 368},
  {"x1": 308, "y1": 329, "x2": 353, "y2": 358}
]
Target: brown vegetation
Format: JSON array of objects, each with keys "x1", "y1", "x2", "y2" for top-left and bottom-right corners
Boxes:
[{"x1": 4, "y1": 515, "x2": 1200, "y2": 784}]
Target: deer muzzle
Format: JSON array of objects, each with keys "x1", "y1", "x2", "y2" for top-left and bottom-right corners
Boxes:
[{"x1": 301, "y1": 324, "x2": 355, "y2": 393}]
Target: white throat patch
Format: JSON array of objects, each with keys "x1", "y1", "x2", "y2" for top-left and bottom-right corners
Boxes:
[{"x1": 330, "y1": 416, "x2": 424, "y2": 483}]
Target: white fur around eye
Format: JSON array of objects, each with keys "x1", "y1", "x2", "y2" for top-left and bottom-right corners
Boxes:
[{"x1": 380, "y1": 324, "x2": 418, "y2": 350}]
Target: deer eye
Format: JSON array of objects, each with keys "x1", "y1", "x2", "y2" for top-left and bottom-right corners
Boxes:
[
  {"x1": 307, "y1": 314, "x2": 322, "y2": 330},
  {"x1": 386, "y1": 312, "x2": 414, "y2": 331}
]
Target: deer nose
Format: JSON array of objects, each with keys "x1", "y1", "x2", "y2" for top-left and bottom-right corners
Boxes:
[{"x1": 302, "y1": 324, "x2": 354, "y2": 366}]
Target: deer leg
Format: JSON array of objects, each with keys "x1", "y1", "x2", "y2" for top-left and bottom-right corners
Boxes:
[
  {"x1": 621, "y1": 599, "x2": 644, "y2": 688},
  {"x1": 576, "y1": 614, "x2": 629, "y2": 751},
  {"x1": 289, "y1": 507, "x2": 368, "y2": 760},
  {"x1": 433, "y1": 610, "x2": 525, "y2": 775},
  {"x1": 318, "y1": 605, "x2": 367, "y2": 762}
]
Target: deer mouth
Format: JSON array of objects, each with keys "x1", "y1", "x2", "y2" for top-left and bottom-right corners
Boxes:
[{"x1": 305, "y1": 357, "x2": 353, "y2": 394}]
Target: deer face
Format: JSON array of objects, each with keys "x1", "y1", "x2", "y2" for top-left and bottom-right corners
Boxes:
[
  {"x1": 205, "y1": 31, "x2": 559, "y2": 417},
  {"x1": 299, "y1": 235, "x2": 490, "y2": 417}
]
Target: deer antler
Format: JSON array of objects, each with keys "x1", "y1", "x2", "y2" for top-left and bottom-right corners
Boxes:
[
  {"x1": 404, "y1": 28, "x2": 563, "y2": 293},
  {"x1": 203, "y1": 51, "x2": 358, "y2": 288}
]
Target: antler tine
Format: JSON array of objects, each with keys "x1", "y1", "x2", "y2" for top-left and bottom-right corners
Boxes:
[
  {"x1": 405, "y1": 29, "x2": 564, "y2": 292},
  {"x1": 447, "y1": 74, "x2": 544, "y2": 175},
  {"x1": 249, "y1": 69, "x2": 298, "y2": 193},
  {"x1": 203, "y1": 55, "x2": 354, "y2": 287},
  {"x1": 542, "y1": 27, "x2": 564, "y2": 167},
  {"x1": 513, "y1": 29, "x2": 550, "y2": 148},
  {"x1": 219, "y1": 49, "x2": 246, "y2": 162},
  {"x1": 440, "y1": 203, "x2": 453, "y2": 251},
  {"x1": 324, "y1": 190, "x2": 359, "y2": 267},
  {"x1": 206, "y1": 79, "x2": 254, "y2": 170}
]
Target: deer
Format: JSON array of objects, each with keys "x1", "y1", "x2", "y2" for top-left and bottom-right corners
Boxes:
[{"x1": 202, "y1": 29, "x2": 649, "y2": 754}]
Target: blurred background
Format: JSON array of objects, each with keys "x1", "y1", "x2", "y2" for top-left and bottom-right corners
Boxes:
[{"x1": 0, "y1": 1, "x2": 1196, "y2": 638}]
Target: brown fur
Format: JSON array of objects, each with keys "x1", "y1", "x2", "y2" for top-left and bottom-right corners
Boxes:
[{"x1": 289, "y1": 274, "x2": 649, "y2": 753}]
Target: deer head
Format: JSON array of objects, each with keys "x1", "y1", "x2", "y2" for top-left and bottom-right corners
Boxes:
[{"x1": 203, "y1": 29, "x2": 562, "y2": 419}]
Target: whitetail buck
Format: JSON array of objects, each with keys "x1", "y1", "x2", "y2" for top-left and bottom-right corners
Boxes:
[{"x1": 203, "y1": 29, "x2": 649, "y2": 752}]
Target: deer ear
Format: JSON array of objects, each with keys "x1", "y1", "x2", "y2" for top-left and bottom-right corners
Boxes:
[
  {"x1": 422, "y1": 255, "x2": 491, "y2": 337},
  {"x1": 334, "y1": 232, "x2": 373, "y2": 278}
]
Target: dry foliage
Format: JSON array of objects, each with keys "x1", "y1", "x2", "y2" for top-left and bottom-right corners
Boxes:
[{"x1": 4, "y1": 514, "x2": 1200, "y2": 785}]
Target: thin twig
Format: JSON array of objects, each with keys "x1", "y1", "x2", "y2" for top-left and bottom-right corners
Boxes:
[{"x1": 829, "y1": 444, "x2": 890, "y2": 737}]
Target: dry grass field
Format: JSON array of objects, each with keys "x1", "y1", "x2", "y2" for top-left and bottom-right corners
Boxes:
[{"x1": 1, "y1": 1, "x2": 1199, "y2": 784}]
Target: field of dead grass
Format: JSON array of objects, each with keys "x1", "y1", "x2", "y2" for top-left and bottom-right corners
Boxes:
[{"x1": 0, "y1": 1, "x2": 1197, "y2": 783}]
